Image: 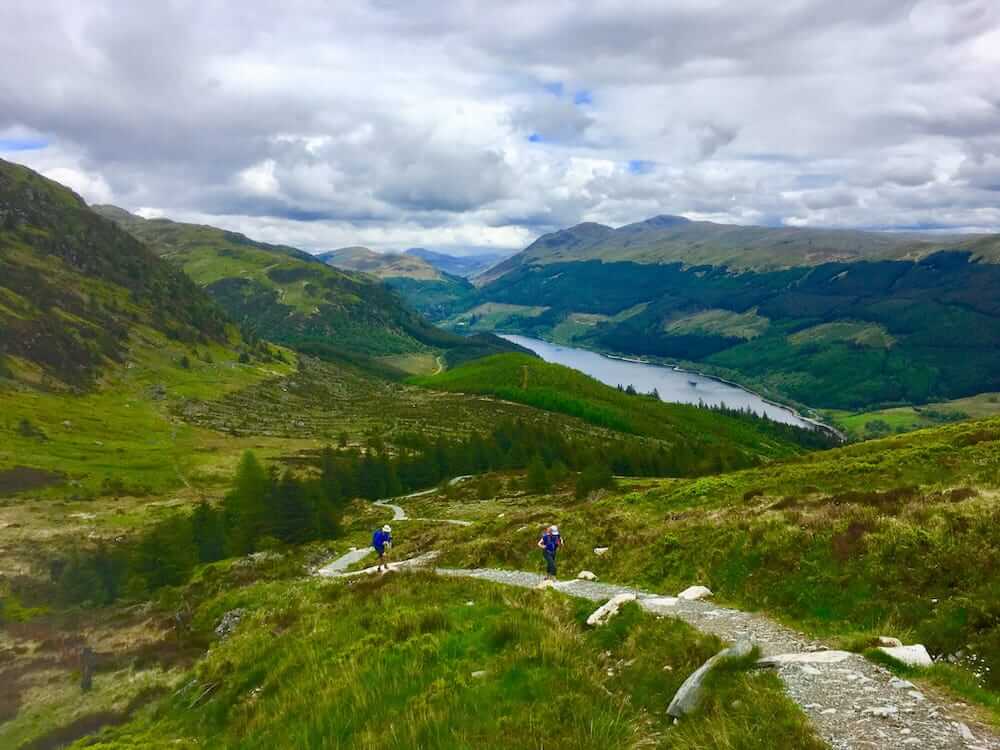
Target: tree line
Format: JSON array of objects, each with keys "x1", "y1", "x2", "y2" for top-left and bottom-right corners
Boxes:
[{"x1": 48, "y1": 417, "x2": 750, "y2": 606}]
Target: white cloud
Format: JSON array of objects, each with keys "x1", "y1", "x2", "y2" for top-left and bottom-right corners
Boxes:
[{"x1": 0, "y1": 0, "x2": 997, "y2": 254}]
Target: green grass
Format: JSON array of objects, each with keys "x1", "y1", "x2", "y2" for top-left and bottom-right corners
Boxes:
[
  {"x1": 826, "y1": 391, "x2": 1000, "y2": 441},
  {"x1": 75, "y1": 573, "x2": 823, "y2": 749},
  {"x1": 412, "y1": 353, "x2": 824, "y2": 462},
  {"x1": 417, "y1": 417, "x2": 1000, "y2": 717}
]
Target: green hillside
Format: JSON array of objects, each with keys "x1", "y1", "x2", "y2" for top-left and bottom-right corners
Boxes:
[
  {"x1": 412, "y1": 353, "x2": 835, "y2": 471},
  {"x1": 319, "y1": 245, "x2": 479, "y2": 321},
  {"x1": 0, "y1": 161, "x2": 233, "y2": 389},
  {"x1": 428, "y1": 414, "x2": 1000, "y2": 718},
  {"x1": 456, "y1": 216, "x2": 1000, "y2": 414}
]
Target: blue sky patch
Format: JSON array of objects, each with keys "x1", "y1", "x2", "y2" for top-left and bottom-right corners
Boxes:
[
  {"x1": 543, "y1": 81, "x2": 564, "y2": 97},
  {"x1": 628, "y1": 159, "x2": 655, "y2": 175},
  {"x1": 528, "y1": 133, "x2": 543, "y2": 143},
  {"x1": 573, "y1": 89, "x2": 592, "y2": 105},
  {"x1": 0, "y1": 137, "x2": 49, "y2": 152}
]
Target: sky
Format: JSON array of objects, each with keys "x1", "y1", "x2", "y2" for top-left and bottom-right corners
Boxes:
[{"x1": 2, "y1": 0, "x2": 999, "y2": 254}]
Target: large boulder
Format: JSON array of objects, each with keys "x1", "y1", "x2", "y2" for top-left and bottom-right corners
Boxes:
[
  {"x1": 667, "y1": 640, "x2": 754, "y2": 718},
  {"x1": 586, "y1": 593, "x2": 637, "y2": 627},
  {"x1": 577, "y1": 570, "x2": 598, "y2": 581},
  {"x1": 677, "y1": 585, "x2": 713, "y2": 601},
  {"x1": 877, "y1": 644, "x2": 932, "y2": 668}
]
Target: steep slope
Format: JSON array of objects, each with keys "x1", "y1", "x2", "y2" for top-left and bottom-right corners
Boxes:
[
  {"x1": 0, "y1": 160, "x2": 232, "y2": 389},
  {"x1": 405, "y1": 247, "x2": 511, "y2": 278},
  {"x1": 95, "y1": 207, "x2": 515, "y2": 369},
  {"x1": 94, "y1": 207, "x2": 436, "y2": 360},
  {"x1": 469, "y1": 215, "x2": 1000, "y2": 411}
]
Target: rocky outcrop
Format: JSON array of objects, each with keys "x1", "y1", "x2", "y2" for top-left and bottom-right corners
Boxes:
[
  {"x1": 586, "y1": 593, "x2": 637, "y2": 627},
  {"x1": 667, "y1": 639, "x2": 754, "y2": 718},
  {"x1": 877, "y1": 644, "x2": 933, "y2": 668}
]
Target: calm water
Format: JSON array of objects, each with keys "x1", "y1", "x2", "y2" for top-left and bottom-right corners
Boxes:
[{"x1": 502, "y1": 335, "x2": 818, "y2": 430}]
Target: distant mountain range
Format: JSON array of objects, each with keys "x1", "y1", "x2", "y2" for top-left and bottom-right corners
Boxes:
[
  {"x1": 317, "y1": 246, "x2": 444, "y2": 281},
  {"x1": 446, "y1": 214, "x2": 1000, "y2": 411},
  {"x1": 405, "y1": 248, "x2": 511, "y2": 278},
  {"x1": 478, "y1": 214, "x2": 1000, "y2": 284}
]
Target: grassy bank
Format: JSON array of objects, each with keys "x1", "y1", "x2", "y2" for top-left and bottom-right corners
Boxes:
[
  {"x1": 413, "y1": 418, "x2": 1000, "y2": 718},
  {"x1": 77, "y1": 572, "x2": 823, "y2": 749}
]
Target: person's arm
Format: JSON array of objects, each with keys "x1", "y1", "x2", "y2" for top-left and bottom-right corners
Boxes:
[{"x1": 537, "y1": 536, "x2": 545, "y2": 549}]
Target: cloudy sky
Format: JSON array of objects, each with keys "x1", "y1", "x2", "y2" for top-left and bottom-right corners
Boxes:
[{"x1": 2, "y1": 0, "x2": 999, "y2": 254}]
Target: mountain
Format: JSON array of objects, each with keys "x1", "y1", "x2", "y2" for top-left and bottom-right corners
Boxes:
[
  {"x1": 478, "y1": 214, "x2": 1000, "y2": 284},
  {"x1": 95, "y1": 207, "x2": 516, "y2": 372},
  {"x1": 404, "y1": 247, "x2": 511, "y2": 278},
  {"x1": 463, "y1": 215, "x2": 1000, "y2": 412},
  {"x1": 318, "y1": 245, "x2": 443, "y2": 280},
  {"x1": 0, "y1": 160, "x2": 233, "y2": 389},
  {"x1": 318, "y1": 245, "x2": 478, "y2": 322}
]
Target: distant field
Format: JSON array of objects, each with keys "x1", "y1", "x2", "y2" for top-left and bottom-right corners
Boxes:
[
  {"x1": 827, "y1": 391, "x2": 1000, "y2": 439},
  {"x1": 446, "y1": 302, "x2": 549, "y2": 332}
]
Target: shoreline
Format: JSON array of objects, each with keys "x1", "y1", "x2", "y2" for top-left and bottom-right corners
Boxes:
[{"x1": 502, "y1": 333, "x2": 845, "y2": 440}]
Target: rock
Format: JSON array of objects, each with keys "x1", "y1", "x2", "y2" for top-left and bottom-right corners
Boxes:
[
  {"x1": 877, "y1": 636, "x2": 903, "y2": 648},
  {"x1": 677, "y1": 585, "x2": 712, "y2": 600},
  {"x1": 577, "y1": 570, "x2": 598, "y2": 581},
  {"x1": 800, "y1": 666, "x2": 822, "y2": 676},
  {"x1": 889, "y1": 678, "x2": 915, "y2": 689},
  {"x1": 62, "y1": 420, "x2": 72, "y2": 428},
  {"x1": 957, "y1": 722, "x2": 975, "y2": 742},
  {"x1": 758, "y1": 651, "x2": 852, "y2": 667},
  {"x1": 535, "y1": 579, "x2": 556, "y2": 590},
  {"x1": 593, "y1": 546, "x2": 609, "y2": 556},
  {"x1": 470, "y1": 670, "x2": 487, "y2": 679},
  {"x1": 215, "y1": 608, "x2": 246, "y2": 639},
  {"x1": 865, "y1": 705, "x2": 898, "y2": 718},
  {"x1": 877, "y1": 644, "x2": 933, "y2": 668},
  {"x1": 667, "y1": 640, "x2": 753, "y2": 718},
  {"x1": 586, "y1": 593, "x2": 637, "y2": 627}
]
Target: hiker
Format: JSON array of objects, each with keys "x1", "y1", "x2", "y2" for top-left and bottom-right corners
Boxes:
[
  {"x1": 537, "y1": 524, "x2": 563, "y2": 579},
  {"x1": 372, "y1": 524, "x2": 392, "y2": 572}
]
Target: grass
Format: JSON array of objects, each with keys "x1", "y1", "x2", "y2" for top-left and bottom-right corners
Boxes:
[
  {"x1": 411, "y1": 353, "x2": 825, "y2": 462},
  {"x1": 826, "y1": 391, "x2": 1000, "y2": 441},
  {"x1": 411, "y1": 417, "x2": 1000, "y2": 718},
  {"x1": 74, "y1": 572, "x2": 824, "y2": 749}
]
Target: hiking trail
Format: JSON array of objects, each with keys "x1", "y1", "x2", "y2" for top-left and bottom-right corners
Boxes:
[{"x1": 316, "y1": 496, "x2": 998, "y2": 750}]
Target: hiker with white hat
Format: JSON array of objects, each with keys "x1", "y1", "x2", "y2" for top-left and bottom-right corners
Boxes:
[
  {"x1": 372, "y1": 524, "x2": 393, "y2": 572},
  {"x1": 537, "y1": 524, "x2": 563, "y2": 580}
]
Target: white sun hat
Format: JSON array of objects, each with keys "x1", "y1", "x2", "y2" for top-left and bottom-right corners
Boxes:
[
  {"x1": 383, "y1": 524, "x2": 392, "y2": 532},
  {"x1": 550, "y1": 525, "x2": 559, "y2": 534}
]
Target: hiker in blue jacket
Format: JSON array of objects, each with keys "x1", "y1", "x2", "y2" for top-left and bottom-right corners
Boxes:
[
  {"x1": 537, "y1": 524, "x2": 563, "y2": 580},
  {"x1": 372, "y1": 524, "x2": 392, "y2": 572}
]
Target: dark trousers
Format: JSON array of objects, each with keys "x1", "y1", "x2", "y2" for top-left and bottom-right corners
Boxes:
[{"x1": 543, "y1": 549, "x2": 557, "y2": 576}]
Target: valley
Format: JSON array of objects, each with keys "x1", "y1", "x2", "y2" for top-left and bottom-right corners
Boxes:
[{"x1": 2, "y1": 162, "x2": 999, "y2": 750}]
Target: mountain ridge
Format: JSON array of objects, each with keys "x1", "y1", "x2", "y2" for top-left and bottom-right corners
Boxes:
[{"x1": 478, "y1": 213, "x2": 1000, "y2": 285}]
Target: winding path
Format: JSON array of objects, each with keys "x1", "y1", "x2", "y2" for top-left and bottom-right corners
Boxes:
[{"x1": 316, "y1": 497, "x2": 999, "y2": 750}]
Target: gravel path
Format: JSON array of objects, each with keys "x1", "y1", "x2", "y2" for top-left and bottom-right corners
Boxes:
[
  {"x1": 320, "y1": 497, "x2": 999, "y2": 750},
  {"x1": 437, "y1": 567, "x2": 999, "y2": 750}
]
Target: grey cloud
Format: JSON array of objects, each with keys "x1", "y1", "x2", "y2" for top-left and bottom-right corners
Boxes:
[{"x1": 0, "y1": 0, "x2": 998, "y2": 253}]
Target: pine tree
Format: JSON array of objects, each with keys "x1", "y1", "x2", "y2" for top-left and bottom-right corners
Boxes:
[
  {"x1": 223, "y1": 451, "x2": 271, "y2": 554},
  {"x1": 191, "y1": 500, "x2": 226, "y2": 563},
  {"x1": 526, "y1": 455, "x2": 550, "y2": 494}
]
